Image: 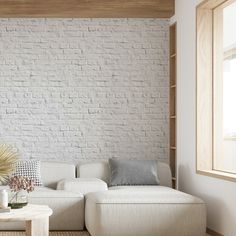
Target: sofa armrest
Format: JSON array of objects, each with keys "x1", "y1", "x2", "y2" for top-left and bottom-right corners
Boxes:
[{"x1": 57, "y1": 178, "x2": 108, "y2": 195}]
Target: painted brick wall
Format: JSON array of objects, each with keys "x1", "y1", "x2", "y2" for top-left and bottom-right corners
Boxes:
[{"x1": 0, "y1": 18, "x2": 169, "y2": 163}]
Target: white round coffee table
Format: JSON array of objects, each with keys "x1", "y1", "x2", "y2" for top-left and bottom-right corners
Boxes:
[{"x1": 0, "y1": 204, "x2": 53, "y2": 236}]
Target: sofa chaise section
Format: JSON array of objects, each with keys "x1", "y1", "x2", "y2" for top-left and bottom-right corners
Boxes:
[
  {"x1": 78, "y1": 161, "x2": 206, "y2": 236},
  {"x1": 85, "y1": 186, "x2": 206, "y2": 236}
]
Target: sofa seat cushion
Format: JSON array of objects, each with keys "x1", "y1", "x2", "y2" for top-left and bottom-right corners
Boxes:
[
  {"x1": 28, "y1": 187, "x2": 85, "y2": 230},
  {"x1": 85, "y1": 187, "x2": 206, "y2": 236},
  {"x1": 29, "y1": 187, "x2": 83, "y2": 198},
  {"x1": 33, "y1": 186, "x2": 55, "y2": 192},
  {"x1": 0, "y1": 187, "x2": 85, "y2": 231},
  {"x1": 91, "y1": 186, "x2": 205, "y2": 204}
]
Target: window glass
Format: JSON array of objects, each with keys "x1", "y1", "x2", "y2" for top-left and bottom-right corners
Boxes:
[
  {"x1": 223, "y1": 58, "x2": 236, "y2": 138},
  {"x1": 213, "y1": 1, "x2": 236, "y2": 173},
  {"x1": 223, "y1": 1, "x2": 236, "y2": 138}
]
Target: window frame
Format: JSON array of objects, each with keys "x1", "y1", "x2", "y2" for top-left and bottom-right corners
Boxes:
[{"x1": 196, "y1": 0, "x2": 236, "y2": 182}]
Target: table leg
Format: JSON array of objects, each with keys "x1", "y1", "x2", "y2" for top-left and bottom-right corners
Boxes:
[{"x1": 25, "y1": 217, "x2": 49, "y2": 236}]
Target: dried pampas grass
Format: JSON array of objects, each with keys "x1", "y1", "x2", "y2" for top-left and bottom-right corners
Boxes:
[{"x1": 0, "y1": 144, "x2": 19, "y2": 184}]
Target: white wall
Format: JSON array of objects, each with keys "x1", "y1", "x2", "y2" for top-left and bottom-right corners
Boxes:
[
  {"x1": 173, "y1": 0, "x2": 236, "y2": 235},
  {"x1": 0, "y1": 19, "x2": 169, "y2": 163}
]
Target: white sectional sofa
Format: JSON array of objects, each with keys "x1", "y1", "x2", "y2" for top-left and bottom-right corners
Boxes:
[{"x1": 0, "y1": 161, "x2": 206, "y2": 236}]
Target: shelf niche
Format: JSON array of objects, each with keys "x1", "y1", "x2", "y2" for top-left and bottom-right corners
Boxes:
[{"x1": 169, "y1": 22, "x2": 177, "y2": 189}]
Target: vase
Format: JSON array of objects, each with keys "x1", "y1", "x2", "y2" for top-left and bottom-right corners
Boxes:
[
  {"x1": 8, "y1": 190, "x2": 28, "y2": 209},
  {"x1": 0, "y1": 189, "x2": 8, "y2": 208}
]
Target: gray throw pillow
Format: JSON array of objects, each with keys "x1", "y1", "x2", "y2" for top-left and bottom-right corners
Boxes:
[{"x1": 109, "y1": 159, "x2": 160, "y2": 186}]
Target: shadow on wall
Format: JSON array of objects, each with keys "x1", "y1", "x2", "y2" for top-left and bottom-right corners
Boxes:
[
  {"x1": 178, "y1": 164, "x2": 234, "y2": 233},
  {"x1": 178, "y1": 164, "x2": 194, "y2": 192}
]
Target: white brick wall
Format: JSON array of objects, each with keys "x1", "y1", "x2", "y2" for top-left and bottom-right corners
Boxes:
[{"x1": 0, "y1": 18, "x2": 169, "y2": 164}]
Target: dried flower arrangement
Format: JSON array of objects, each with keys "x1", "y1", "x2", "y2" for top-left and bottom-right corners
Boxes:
[
  {"x1": 8, "y1": 176, "x2": 35, "y2": 209},
  {"x1": 8, "y1": 176, "x2": 35, "y2": 193},
  {"x1": 0, "y1": 144, "x2": 18, "y2": 184}
]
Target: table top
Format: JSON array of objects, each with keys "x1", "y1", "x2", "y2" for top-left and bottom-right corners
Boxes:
[{"x1": 0, "y1": 204, "x2": 53, "y2": 222}]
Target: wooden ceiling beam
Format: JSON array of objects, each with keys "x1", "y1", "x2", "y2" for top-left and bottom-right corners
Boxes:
[{"x1": 0, "y1": 0, "x2": 174, "y2": 18}]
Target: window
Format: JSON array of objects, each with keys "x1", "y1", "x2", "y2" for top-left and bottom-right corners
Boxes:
[
  {"x1": 197, "y1": 0, "x2": 236, "y2": 181},
  {"x1": 222, "y1": 1, "x2": 236, "y2": 139}
]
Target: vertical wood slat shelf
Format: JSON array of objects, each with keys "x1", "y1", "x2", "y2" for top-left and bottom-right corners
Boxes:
[{"x1": 169, "y1": 23, "x2": 177, "y2": 189}]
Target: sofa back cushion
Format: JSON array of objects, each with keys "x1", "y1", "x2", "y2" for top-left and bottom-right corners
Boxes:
[
  {"x1": 77, "y1": 160, "x2": 172, "y2": 188},
  {"x1": 78, "y1": 161, "x2": 110, "y2": 183},
  {"x1": 41, "y1": 162, "x2": 75, "y2": 189}
]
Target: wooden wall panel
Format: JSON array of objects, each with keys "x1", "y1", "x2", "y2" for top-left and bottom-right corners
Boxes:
[
  {"x1": 0, "y1": 0, "x2": 174, "y2": 18},
  {"x1": 196, "y1": 7, "x2": 213, "y2": 172}
]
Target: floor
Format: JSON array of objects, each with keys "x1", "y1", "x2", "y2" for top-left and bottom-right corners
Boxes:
[
  {"x1": 0, "y1": 232, "x2": 90, "y2": 236},
  {"x1": 0, "y1": 232, "x2": 211, "y2": 236}
]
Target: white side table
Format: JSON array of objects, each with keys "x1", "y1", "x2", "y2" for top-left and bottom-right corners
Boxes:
[{"x1": 0, "y1": 204, "x2": 53, "y2": 236}]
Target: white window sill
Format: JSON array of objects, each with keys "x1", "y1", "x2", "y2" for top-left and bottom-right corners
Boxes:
[
  {"x1": 224, "y1": 136, "x2": 236, "y2": 141},
  {"x1": 197, "y1": 169, "x2": 236, "y2": 182}
]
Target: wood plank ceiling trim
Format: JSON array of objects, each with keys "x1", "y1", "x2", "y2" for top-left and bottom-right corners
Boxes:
[{"x1": 0, "y1": 0, "x2": 175, "y2": 18}]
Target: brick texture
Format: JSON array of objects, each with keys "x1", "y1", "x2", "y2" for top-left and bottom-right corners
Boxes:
[{"x1": 0, "y1": 18, "x2": 169, "y2": 163}]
